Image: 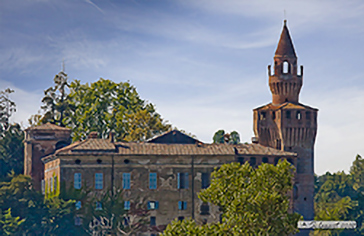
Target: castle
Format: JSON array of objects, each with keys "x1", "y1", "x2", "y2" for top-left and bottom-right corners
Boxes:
[{"x1": 24, "y1": 21, "x2": 317, "y2": 235}]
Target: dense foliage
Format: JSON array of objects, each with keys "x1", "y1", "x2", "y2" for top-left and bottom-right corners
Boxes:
[
  {"x1": 0, "y1": 174, "x2": 79, "y2": 235},
  {"x1": 313, "y1": 154, "x2": 364, "y2": 235},
  {"x1": 163, "y1": 160, "x2": 301, "y2": 235},
  {"x1": 0, "y1": 89, "x2": 24, "y2": 180},
  {"x1": 212, "y1": 130, "x2": 240, "y2": 144},
  {"x1": 34, "y1": 74, "x2": 171, "y2": 142}
]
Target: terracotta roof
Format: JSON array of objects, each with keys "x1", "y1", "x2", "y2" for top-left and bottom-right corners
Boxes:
[
  {"x1": 254, "y1": 102, "x2": 318, "y2": 111},
  {"x1": 72, "y1": 139, "x2": 116, "y2": 152},
  {"x1": 275, "y1": 20, "x2": 296, "y2": 58},
  {"x1": 26, "y1": 123, "x2": 71, "y2": 131},
  {"x1": 44, "y1": 139, "x2": 295, "y2": 158}
]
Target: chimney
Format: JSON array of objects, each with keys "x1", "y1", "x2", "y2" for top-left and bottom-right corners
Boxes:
[
  {"x1": 251, "y1": 137, "x2": 259, "y2": 144},
  {"x1": 88, "y1": 131, "x2": 98, "y2": 139},
  {"x1": 109, "y1": 131, "x2": 115, "y2": 143}
]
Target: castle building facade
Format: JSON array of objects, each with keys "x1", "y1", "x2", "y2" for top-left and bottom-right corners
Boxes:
[{"x1": 24, "y1": 20, "x2": 317, "y2": 235}]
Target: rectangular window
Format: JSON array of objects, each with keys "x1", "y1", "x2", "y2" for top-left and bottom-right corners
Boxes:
[
  {"x1": 48, "y1": 178, "x2": 51, "y2": 192},
  {"x1": 306, "y1": 111, "x2": 311, "y2": 120},
  {"x1": 75, "y1": 216, "x2": 82, "y2": 226},
  {"x1": 75, "y1": 201, "x2": 82, "y2": 210},
  {"x1": 41, "y1": 179, "x2": 45, "y2": 195},
  {"x1": 74, "y1": 173, "x2": 82, "y2": 189},
  {"x1": 50, "y1": 177, "x2": 53, "y2": 192},
  {"x1": 178, "y1": 201, "x2": 187, "y2": 210},
  {"x1": 54, "y1": 176, "x2": 57, "y2": 193},
  {"x1": 286, "y1": 111, "x2": 291, "y2": 119},
  {"x1": 200, "y1": 203, "x2": 210, "y2": 215},
  {"x1": 150, "y1": 216, "x2": 156, "y2": 226},
  {"x1": 201, "y1": 173, "x2": 210, "y2": 189},
  {"x1": 149, "y1": 172, "x2": 157, "y2": 189},
  {"x1": 122, "y1": 173, "x2": 131, "y2": 189},
  {"x1": 95, "y1": 173, "x2": 103, "y2": 190},
  {"x1": 237, "y1": 157, "x2": 244, "y2": 164},
  {"x1": 124, "y1": 201, "x2": 130, "y2": 210},
  {"x1": 260, "y1": 112, "x2": 266, "y2": 120},
  {"x1": 178, "y1": 216, "x2": 185, "y2": 221},
  {"x1": 124, "y1": 217, "x2": 129, "y2": 226},
  {"x1": 147, "y1": 201, "x2": 159, "y2": 210},
  {"x1": 177, "y1": 173, "x2": 189, "y2": 189},
  {"x1": 96, "y1": 202, "x2": 102, "y2": 210}
]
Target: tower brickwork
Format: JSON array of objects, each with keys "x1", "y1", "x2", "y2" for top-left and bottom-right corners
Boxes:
[
  {"x1": 253, "y1": 21, "x2": 318, "y2": 221},
  {"x1": 24, "y1": 123, "x2": 71, "y2": 191}
]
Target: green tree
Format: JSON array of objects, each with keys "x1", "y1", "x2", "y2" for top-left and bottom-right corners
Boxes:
[
  {"x1": 0, "y1": 174, "x2": 46, "y2": 234},
  {"x1": 43, "y1": 197, "x2": 81, "y2": 236},
  {"x1": 212, "y1": 130, "x2": 225, "y2": 143},
  {"x1": 0, "y1": 208, "x2": 25, "y2": 235},
  {"x1": 212, "y1": 130, "x2": 240, "y2": 144},
  {"x1": 39, "y1": 71, "x2": 71, "y2": 127},
  {"x1": 66, "y1": 79, "x2": 170, "y2": 141},
  {"x1": 0, "y1": 124, "x2": 24, "y2": 180},
  {"x1": 313, "y1": 167, "x2": 361, "y2": 235},
  {"x1": 0, "y1": 174, "x2": 79, "y2": 235},
  {"x1": 163, "y1": 160, "x2": 300, "y2": 236},
  {"x1": 0, "y1": 88, "x2": 16, "y2": 134},
  {"x1": 33, "y1": 77, "x2": 171, "y2": 142}
]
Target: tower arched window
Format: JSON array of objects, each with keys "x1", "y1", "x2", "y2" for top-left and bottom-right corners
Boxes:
[{"x1": 283, "y1": 61, "x2": 290, "y2": 74}]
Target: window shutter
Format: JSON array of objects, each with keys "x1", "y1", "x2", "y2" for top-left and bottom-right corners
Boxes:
[
  {"x1": 155, "y1": 201, "x2": 159, "y2": 209},
  {"x1": 185, "y1": 173, "x2": 189, "y2": 189},
  {"x1": 147, "y1": 201, "x2": 151, "y2": 210},
  {"x1": 177, "y1": 173, "x2": 180, "y2": 189},
  {"x1": 178, "y1": 201, "x2": 182, "y2": 210}
]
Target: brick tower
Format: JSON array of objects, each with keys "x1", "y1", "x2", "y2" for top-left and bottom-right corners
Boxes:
[
  {"x1": 24, "y1": 123, "x2": 71, "y2": 191},
  {"x1": 253, "y1": 20, "x2": 318, "y2": 221}
]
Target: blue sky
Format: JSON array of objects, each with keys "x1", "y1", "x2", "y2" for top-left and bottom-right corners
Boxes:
[{"x1": 1, "y1": 0, "x2": 364, "y2": 175}]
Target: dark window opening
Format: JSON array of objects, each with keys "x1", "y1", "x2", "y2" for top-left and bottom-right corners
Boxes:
[
  {"x1": 287, "y1": 158, "x2": 294, "y2": 165},
  {"x1": 124, "y1": 159, "x2": 130, "y2": 164},
  {"x1": 277, "y1": 140, "x2": 282, "y2": 150},
  {"x1": 150, "y1": 216, "x2": 156, "y2": 226},
  {"x1": 201, "y1": 173, "x2": 210, "y2": 189},
  {"x1": 306, "y1": 111, "x2": 311, "y2": 120},
  {"x1": 75, "y1": 159, "x2": 81, "y2": 164},
  {"x1": 55, "y1": 140, "x2": 70, "y2": 150},
  {"x1": 178, "y1": 216, "x2": 185, "y2": 221},
  {"x1": 200, "y1": 203, "x2": 210, "y2": 215},
  {"x1": 75, "y1": 216, "x2": 82, "y2": 226},
  {"x1": 97, "y1": 159, "x2": 102, "y2": 164},
  {"x1": 237, "y1": 157, "x2": 244, "y2": 164},
  {"x1": 260, "y1": 112, "x2": 266, "y2": 120},
  {"x1": 286, "y1": 111, "x2": 291, "y2": 119},
  {"x1": 178, "y1": 173, "x2": 189, "y2": 189},
  {"x1": 249, "y1": 157, "x2": 256, "y2": 167},
  {"x1": 274, "y1": 157, "x2": 280, "y2": 165},
  {"x1": 272, "y1": 111, "x2": 276, "y2": 120},
  {"x1": 262, "y1": 157, "x2": 268, "y2": 163},
  {"x1": 123, "y1": 217, "x2": 129, "y2": 226},
  {"x1": 304, "y1": 197, "x2": 307, "y2": 201},
  {"x1": 293, "y1": 185, "x2": 298, "y2": 200}
]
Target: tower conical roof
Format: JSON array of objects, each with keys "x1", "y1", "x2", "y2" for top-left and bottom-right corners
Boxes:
[{"x1": 275, "y1": 20, "x2": 296, "y2": 57}]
